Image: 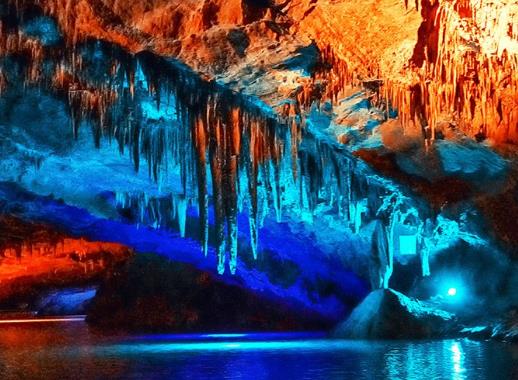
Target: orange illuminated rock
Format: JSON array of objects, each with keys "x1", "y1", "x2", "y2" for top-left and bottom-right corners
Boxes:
[
  {"x1": 289, "y1": 0, "x2": 518, "y2": 144},
  {"x1": 0, "y1": 216, "x2": 132, "y2": 303},
  {"x1": 4, "y1": 0, "x2": 518, "y2": 144}
]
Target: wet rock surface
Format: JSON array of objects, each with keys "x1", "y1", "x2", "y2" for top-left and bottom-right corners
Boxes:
[
  {"x1": 333, "y1": 289, "x2": 457, "y2": 339},
  {"x1": 460, "y1": 309, "x2": 518, "y2": 343}
]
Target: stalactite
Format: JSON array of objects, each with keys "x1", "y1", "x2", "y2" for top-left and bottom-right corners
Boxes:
[
  {"x1": 194, "y1": 116, "x2": 209, "y2": 256},
  {"x1": 302, "y1": 1, "x2": 517, "y2": 144},
  {"x1": 0, "y1": 2, "x2": 456, "y2": 276},
  {"x1": 0, "y1": 216, "x2": 130, "y2": 270},
  {"x1": 0, "y1": 29, "x2": 44, "y2": 85},
  {"x1": 418, "y1": 218, "x2": 433, "y2": 276},
  {"x1": 175, "y1": 196, "x2": 188, "y2": 238}
]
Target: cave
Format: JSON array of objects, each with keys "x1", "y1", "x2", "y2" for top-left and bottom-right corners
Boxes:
[{"x1": 0, "y1": 1, "x2": 516, "y2": 379}]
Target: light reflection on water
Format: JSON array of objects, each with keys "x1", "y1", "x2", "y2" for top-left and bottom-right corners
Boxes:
[{"x1": 0, "y1": 322, "x2": 515, "y2": 380}]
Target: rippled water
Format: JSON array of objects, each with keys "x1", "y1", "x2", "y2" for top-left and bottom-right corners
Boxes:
[{"x1": 0, "y1": 321, "x2": 515, "y2": 380}]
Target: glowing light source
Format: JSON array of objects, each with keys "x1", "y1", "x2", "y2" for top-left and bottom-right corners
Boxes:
[
  {"x1": 438, "y1": 277, "x2": 466, "y2": 303},
  {"x1": 0, "y1": 316, "x2": 85, "y2": 324},
  {"x1": 133, "y1": 332, "x2": 326, "y2": 342}
]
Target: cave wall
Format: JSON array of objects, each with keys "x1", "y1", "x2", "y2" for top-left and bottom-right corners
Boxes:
[{"x1": 0, "y1": 0, "x2": 516, "y2": 323}]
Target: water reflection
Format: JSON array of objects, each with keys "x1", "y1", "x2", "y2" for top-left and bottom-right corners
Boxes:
[
  {"x1": 0, "y1": 322, "x2": 515, "y2": 380},
  {"x1": 451, "y1": 341, "x2": 465, "y2": 379}
]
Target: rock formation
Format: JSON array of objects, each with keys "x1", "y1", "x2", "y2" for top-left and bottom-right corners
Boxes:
[
  {"x1": 0, "y1": 216, "x2": 132, "y2": 308},
  {"x1": 0, "y1": 0, "x2": 516, "y2": 338},
  {"x1": 333, "y1": 288, "x2": 457, "y2": 339}
]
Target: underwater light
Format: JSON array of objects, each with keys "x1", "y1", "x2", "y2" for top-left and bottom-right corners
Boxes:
[
  {"x1": 100, "y1": 339, "x2": 376, "y2": 355},
  {"x1": 447, "y1": 288, "x2": 457, "y2": 297}
]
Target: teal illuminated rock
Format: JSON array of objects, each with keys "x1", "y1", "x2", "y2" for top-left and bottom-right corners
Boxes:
[{"x1": 333, "y1": 289, "x2": 457, "y2": 339}]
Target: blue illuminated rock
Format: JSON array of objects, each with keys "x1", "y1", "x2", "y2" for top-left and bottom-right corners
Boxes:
[{"x1": 37, "y1": 287, "x2": 97, "y2": 316}]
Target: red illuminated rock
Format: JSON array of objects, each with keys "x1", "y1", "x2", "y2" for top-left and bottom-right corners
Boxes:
[{"x1": 0, "y1": 216, "x2": 132, "y2": 305}]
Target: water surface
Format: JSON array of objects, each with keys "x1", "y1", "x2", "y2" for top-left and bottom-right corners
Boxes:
[{"x1": 0, "y1": 321, "x2": 515, "y2": 379}]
